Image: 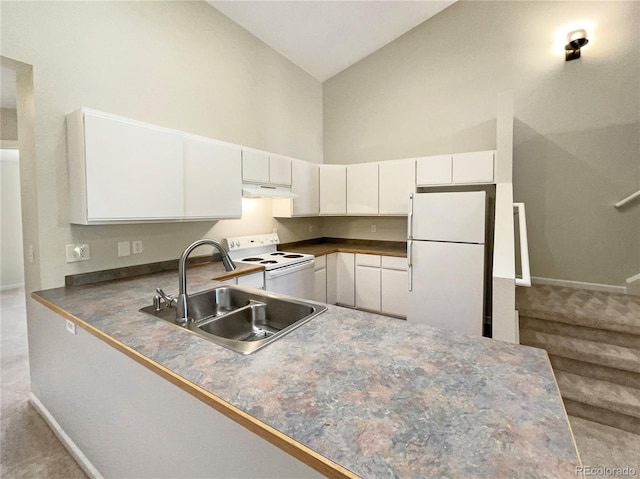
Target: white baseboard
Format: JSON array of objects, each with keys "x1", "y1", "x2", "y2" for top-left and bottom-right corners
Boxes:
[
  {"x1": 0, "y1": 283, "x2": 25, "y2": 292},
  {"x1": 531, "y1": 276, "x2": 627, "y2": 294},
  {"x1": 29, "y1": 393, "x2": 103, "y2": 479}
]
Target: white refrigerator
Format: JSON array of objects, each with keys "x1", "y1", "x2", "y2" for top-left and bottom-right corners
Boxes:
[{"x1": 407, "y1": 191, "x2": 487, "y2": 336}]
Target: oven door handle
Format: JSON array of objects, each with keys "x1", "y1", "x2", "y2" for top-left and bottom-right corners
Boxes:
[{"x1": 264, "y1": 260, "x2": 315, "y2": 279}]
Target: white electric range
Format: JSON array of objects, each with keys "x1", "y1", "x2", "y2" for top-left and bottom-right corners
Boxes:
[{"x1": 225, "y1": 233, "x2": 315, "y2": 300}]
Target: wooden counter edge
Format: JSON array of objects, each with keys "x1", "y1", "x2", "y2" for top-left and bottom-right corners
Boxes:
[
  {"x1": 290, "y1": 247, "x2": 407, "y2": 258},
  {"x1": 211, "y1": 264, "x2": 265, "y2": 281},
  {"x1": 31, "y1": 293, "x2": 359, "y2": 479}
]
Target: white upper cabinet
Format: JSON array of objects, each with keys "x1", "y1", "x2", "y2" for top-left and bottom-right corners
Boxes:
[
  {"x1": 269, "y1": 155, "x2": 292, "y2": 186},
  {"x1": 241, "y1": 149, "x2": 270, "y2": 184},
  {"x1": 183, "y1": 136, "x2": 242, "y2": 219},
  {"x1": 241, "y1": 150, "x2": 292, "y2": 186},
  {"x1": 379, "y1": 158, "x2": 415, "y2": 215},
  {"x1": 67, "y1": 108, "x2": 244, "y2": 224},
  {"x1": 347, "y1": 162, "x2": 378, "y2": 215},
  {"x1": 416, "y1": 151, "x2": 495, "y2": 186},
  {"x1": 68, "y1": 109, "x2": 184, "y2": 224},
  {"x1": 272, "y1": 159, "x2": 320, "y2": 217},
  {"x1": 320, "y1": 164, "x2": 347, "y2": 215},
  {"x1": 452, "y1": 150, "x2": 495, "y2": 184},
  {"x1": 416, "y1": 154, "x2": 452, "y2": 186}
]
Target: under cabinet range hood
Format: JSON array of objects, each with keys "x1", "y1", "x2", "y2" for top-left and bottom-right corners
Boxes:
[{"x1": 242, "y1": 184, "x2": 298, "y2": 199}]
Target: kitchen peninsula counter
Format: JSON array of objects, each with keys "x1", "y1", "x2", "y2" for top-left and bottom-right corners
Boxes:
[{"x1": 32, "y1": 265, "x2": 581, "y2": 478}]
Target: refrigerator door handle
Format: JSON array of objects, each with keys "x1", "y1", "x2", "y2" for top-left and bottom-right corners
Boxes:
[
  {"x1": 407, "y1": 239, "x2": 413, "y2": 292},
  {"x1": 407, "y1": 194, "x2": 414, "y2": 239}
]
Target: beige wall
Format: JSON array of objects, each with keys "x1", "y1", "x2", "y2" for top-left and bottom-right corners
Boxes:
[
  {"x1": 1, "y1": 150, "x2": 24, "y2": 288},
  {"x1": 323, "y1": 1, "x2": 640, "y2": 286},
  {"x1": 1, "y1": 1, "x2": 323, "y2": 290},
  {"x1": 1, "y1": 108, "x2": 18, "y2": 141}
]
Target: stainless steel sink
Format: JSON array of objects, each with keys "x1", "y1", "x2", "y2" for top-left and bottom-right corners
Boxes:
[{"x1": 140, "y1": 285, "x2": 326, "y2": 354}]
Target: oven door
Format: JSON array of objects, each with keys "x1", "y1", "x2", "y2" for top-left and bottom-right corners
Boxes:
[{"x1": 264, "y1": 260, "x2": 315, "y2": 301}]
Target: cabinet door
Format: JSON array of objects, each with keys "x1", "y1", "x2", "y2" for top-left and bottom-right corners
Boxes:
[
  {"x1": 416, "y1": 155, "x2": 452, "y2": 186},
  {"x1": 292, "y1": 159, "x2": 319, "y2": 216},
  {"x1": 326, "y1": 253, "x2": 338, "y2": 305},
  {"x1": 242, "y1": 149, "x2": 269, "y2": 183},
  {"x1": 314, "y1": 268, "x2": 327, "y2": 303},
  {"x1": 347, "y1": 163, "x2": 378, "y2": 215},
  {"x1": 381, "y1": 269, "x2": 408, "y2": 318},
  {"x1": 379, "y1": 158, "x2": 415, "y2": 215},
  {"x1": 355, "y1": 265, "x2": 381, "y2": 312},
  {"x1": 183, "y1": 137, "x2": 242, "y2": 218},
  {"x1": 83, "y1": 112, "x2": 183, "y2": 220},
  {"x1": 320, "y1": 165, "x2": 347, "y2": 215},
  {"x1": 452, "y1": 151, "x2": 494, "y2": 184},
  {"x1": 335, "y1": 252, "x2": 355, "y2": 307},
  {"x1": 269, "y1": 155, "x2": 292, "y2": 186}
]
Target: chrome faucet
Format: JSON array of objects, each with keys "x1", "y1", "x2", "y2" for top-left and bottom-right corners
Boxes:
[{"x1": 176, "y1": 239, "x2": 236, "y2": 325}]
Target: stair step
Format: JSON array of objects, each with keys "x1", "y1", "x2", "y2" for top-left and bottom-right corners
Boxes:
[
  {"x1": 555, "y1": 371, "x2": 640, "y2": 419},
  {"x1": 549, "y1": 355, "x2": 640, "y2": 389},
  {"x1": 564, "y1": 400, "x2": 640, "y2": 435},
  {"x1": 520, "y1": 330, "x2": 640, "y2": 374},
  {"x1": 516, "y1": 284, "x2": 640, "y2": 335},
  {"x1": 520, "y1": 316, "x2": 640, "y2": 350}
]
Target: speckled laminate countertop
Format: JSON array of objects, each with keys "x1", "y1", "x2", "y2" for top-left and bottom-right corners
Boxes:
[
  {"x1": 33, "y1": 264, "x2": 581, "y2": 478},
  {"x1": 280, "y1": 239, "x2": 407, "y2": 258}
]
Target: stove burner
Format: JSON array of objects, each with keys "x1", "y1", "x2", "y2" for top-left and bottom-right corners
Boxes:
[
  {"x1": 270, "y1": 252, "x2": 286, "y2": 256},
  {"x1": 283, "y1": 254, "x2": 303, "y2": 258},
  {"x1": 242, "y1": 257, "x2": 264, "y2": 262},
  {"x1": 260, "y1": 260, "x2": 278, "y2": 264}
]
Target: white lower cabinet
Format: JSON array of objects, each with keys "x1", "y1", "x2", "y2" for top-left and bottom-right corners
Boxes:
[
  {"x1": 314, "y1": 256, "x2": 327, "y2": 303},
  {"x1": 335, "y1": 252, "x2": 355, "y2": 307},
  {"x1": 381, "y1": 256, "x2": 408, "y2": 318},
  {"x1": 218, "y1": 271, "x2": 264, "y2": 289},
  {"x1": 326, "y1": 253, "x2": 338, "y2": 305},
  {"x1": 355, "y1": 254, "x2": 381, "y2": 312},
  {"x1": 323, "y1": 252, "x2": 407, "y2": 318},
  {"x1": 236, "y1": 271, "x2": 265, "y2": 289}
]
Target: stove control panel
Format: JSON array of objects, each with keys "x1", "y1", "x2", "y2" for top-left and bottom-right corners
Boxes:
[{"x1": 225, "y1": 233, "x2": 280, "y2": 251}]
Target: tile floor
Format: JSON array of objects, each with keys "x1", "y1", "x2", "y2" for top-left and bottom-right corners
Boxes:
[{"x1": 1, "y1": 287, "x2": 639, "y2": 478}]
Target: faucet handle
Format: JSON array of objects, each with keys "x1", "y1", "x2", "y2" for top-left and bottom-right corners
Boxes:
[{"x1": 155, "y1": 288, "x2": 176, "y2": 308}]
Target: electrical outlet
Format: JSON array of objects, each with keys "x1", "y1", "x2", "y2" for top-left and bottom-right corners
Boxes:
[
  {"x1": 309, "y1": 225, "x2": 314, "y2": 233},
  {"x1": 371, "y1": 225, "x2": 377, "y2": 233},
  {"x1": 66, "y1": 244, "x2": 90, "y2": 262},
  {"x1": 132, "y1": 240, "x2": 143, "y2": 254},
  {"x1": 65, "y1": 319, "x2": 76, "y2": 335},
  {"x1": 118, "y1": 241, "x2": 131, "y2": 257},
  {"x1": 27, "y1": 245, "x2": 34, "y2": 263}
]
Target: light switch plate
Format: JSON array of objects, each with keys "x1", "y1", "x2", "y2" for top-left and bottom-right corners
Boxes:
[{"x1": 118, "y1": 241, "x2": 131, "y2": 257}]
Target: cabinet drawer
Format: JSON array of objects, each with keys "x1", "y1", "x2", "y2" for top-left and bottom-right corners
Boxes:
[
  {"x1": 355, "y1": 253, "x2": 381, "y2": 267},
  {"x1": 314, "y1": 255, "x2": 326, "y2": 271},
  {"x1": 381, "y1": 256, "x2": 407, "y2": 271}
]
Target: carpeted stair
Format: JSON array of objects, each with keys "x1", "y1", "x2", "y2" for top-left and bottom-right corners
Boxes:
[{"x1": 516, "y1": 284, "x2": 640, "y2": 435}]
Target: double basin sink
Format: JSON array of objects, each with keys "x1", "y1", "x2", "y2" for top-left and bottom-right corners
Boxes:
[{"x1": 140, "y1": 285, "x2": 327, "y2": 355}]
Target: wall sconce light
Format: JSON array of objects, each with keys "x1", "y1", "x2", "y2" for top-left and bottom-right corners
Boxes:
[{"x1": 565, "y1": 29, "x2": 589, "y2": 61}]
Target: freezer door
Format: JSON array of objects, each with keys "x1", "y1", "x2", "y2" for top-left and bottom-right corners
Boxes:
[
  {"x1": 410, "y1": 191, "x2": 486, "y2": 244},
  {"x1": 407, "y1": 240, "x2": 485, "y2": 336}
]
